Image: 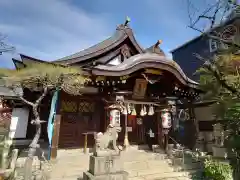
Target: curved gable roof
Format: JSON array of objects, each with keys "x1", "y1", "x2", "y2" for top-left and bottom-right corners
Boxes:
[
  {"x1": 52, "y1": 24, "x2": 144, "y2": 65},
  {"x1": 92, "y1": 53, "x2": 199, "y2": 89}
]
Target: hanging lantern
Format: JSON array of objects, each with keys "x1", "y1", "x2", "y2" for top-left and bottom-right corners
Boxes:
[
  {"x1": 148, "y1": 105, "x2": 154, "y2": 116},
  {"x1": 161, "y1": 108, "x2": 172, "y2": 129},
  {"x1": 110, "y1": 109, "x2": 121, "y2": 125},
  {"x1": 131, "y1": 105, "x2": 137, "y2": 116},
  {"x1": 140, "y1": 105, "x2": 145, "y2": 116}
]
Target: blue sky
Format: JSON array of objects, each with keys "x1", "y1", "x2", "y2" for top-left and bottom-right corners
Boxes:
[{"x1": 0, "y1": 0, "x2": 214, "y2": 68}]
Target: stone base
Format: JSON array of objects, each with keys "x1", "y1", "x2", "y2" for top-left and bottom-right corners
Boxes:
[
  {"x1": 83, "y1": 171, "x2": 128, "y2": 180},
  {"x1": 93, "y1": 150, "x2": 120, "y2": 157},
  {"x1": 212, "y1": 146, "x2": 227, "y2": 158},
  {"x1": 89, "y1": 155, "x2": 123, "y2": 175}
]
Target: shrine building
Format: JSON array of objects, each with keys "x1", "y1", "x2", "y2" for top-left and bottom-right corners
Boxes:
[{"x1": 10, "y1": 19, "x2": 202, "y2": 157}]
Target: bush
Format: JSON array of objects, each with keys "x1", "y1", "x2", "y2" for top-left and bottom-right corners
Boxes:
[{"x1": 204, "y1": 159, "x2": 233, "y2": 180}]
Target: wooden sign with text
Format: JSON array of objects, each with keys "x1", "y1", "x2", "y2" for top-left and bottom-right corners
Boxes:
[{"x1": 132, "y1": 79, "x2": 147, "y2": 99}]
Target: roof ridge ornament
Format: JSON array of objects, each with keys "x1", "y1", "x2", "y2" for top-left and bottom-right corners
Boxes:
[
  {"x1": 154, "y1": 40, "x2": 162, "y2": 47},
  {"x1": 124, "y1": 16, "x2": 131, "y2": 27}
]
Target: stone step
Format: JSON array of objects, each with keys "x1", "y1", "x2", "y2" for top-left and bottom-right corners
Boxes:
[
  {"x1": 140, "y1": 171, "x2": 192, "y2": 180},
  {"x1": 51, "y1": 156, "x2": 169, "y2": 169},
  {"x1": 122, "y1": 153, "x2": 167, "y2": 161},
  {"x1": 127, "y1": 166, "x2": 177, "y2": 178},
  {"x1": 169, "y1": 156, "x2": 202, "y2": 171},
  {"x1": 124, "y1": 160, "x2": 172, "y2": 171},
  {"x1": 47, "y1": 148, "x2": 204, "y2": 180},
  {"x1": 172, "y1": 163, "x2": 202, "y2": 172}
]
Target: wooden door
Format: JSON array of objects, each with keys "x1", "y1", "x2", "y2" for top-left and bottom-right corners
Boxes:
[
  {"x1": 59, "y1": 113, "x2": 79, "y2": 148},
  {"x1": 143, "y1": 114, "x2": 158, "y2": 146},
  {"x1": 58, "y1": 95, "x2": 98, "y2": 149},
  {"x1": 127, "y1": 115, "x2": 137, "y2": 143},
  {"x1": 58, "y1": 97, "x2": 79, "y2": 148},
  {"x1": 136, "y1": 117, "x2": 145, "y2": 144}
]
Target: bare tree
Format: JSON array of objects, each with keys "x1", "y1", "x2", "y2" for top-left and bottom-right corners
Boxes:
[
  {"x1": 186, "y1": 0, "x2": 240, "y2": 95},
  {"x1": 0, "y1": 33, "x2": 15, "y2": 55},
  {"x1": 187, "y1": 0, "x2": 240, "y2": 47},
  {"x1": 186, "y1": 1, "x2": 240, "y2": 179},
  {"x1": 0, "y1": 63, "x2": 88, "y2": 179}
]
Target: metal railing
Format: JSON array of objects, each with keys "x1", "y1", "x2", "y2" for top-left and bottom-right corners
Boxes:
[{"x1": 168, "y1": 136, "x2": 185, "y2": 171}]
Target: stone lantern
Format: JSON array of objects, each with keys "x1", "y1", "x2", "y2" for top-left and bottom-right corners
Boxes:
[{"x1": 212, "y1": 123, "x2": 227, "y2": 158}]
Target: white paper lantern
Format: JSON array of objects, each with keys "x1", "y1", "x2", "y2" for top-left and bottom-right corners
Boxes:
[{"x1": 161, "y1": 109, "x2": 172, "y2": 129}]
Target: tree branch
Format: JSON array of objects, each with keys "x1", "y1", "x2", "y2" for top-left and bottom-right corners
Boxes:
[
  {"x1": 195, "y1": 54, "x2": 239, "y2": 95},
  {"x1": 19, "y1": 96, "x2": 34, "y2": 106},
  {"x1": 199, "y1": 15, "x2": 214, "y2": 20},
  {"x1": 210, "y1": 2, "x2": 221, "y2": 28},
  {"x1": 187, "y1": 0, "x2": 224, "y2": 32},
  {"x1": 188, "y1": 25, "x2": 204, "y2": 33},
  {"x1": 35, "y1": 86, "x2": 48, "y2": 106},
  {"x1": 205, "y1": 64, "x2": 238, "y2": 94},
  {"x1": 10, "y1": 88, "x2": 34, "y2": 106}
]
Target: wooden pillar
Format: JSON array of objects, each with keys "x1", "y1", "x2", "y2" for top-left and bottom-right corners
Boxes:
[
  {"x1": 188, "y1": 101, "x2": 197, "y2": 133},
  {"x1": 157, "y1": 112, "x2": 162, "y2": 146},
  {"x1": 164, "y1": 133, "x2": 169, "y2": 151},
  {"x1": 104, "y1": 106, "x2": 109, "y2": 131},
  {"x1": 188, "y1": 100, "x2": 198, "y2": 149},
  {"x1": 50, "y1": 114, "x2": 61, "y2": 160},
  {"x1": 84, "y1": 133, "x2": 88, "y2": 154}
]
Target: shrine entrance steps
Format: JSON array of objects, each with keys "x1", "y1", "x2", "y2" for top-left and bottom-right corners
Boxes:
[{"x1": 48, "y1": 145, "x2": 202, "y2": 180}]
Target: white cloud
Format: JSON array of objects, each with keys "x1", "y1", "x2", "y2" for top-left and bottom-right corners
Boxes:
[{"x1": 0, "y1": 0, "x2": 112, "y2": 67}]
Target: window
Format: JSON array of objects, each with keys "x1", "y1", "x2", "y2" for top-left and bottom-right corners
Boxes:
[
  {"x1": 107, "y1": 57, "x2": 121, "y2": 66},
  {"x1": 209, "y1": 39, "x2": 218, "y2": 52}
]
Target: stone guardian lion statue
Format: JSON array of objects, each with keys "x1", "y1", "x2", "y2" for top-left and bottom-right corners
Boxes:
[{"x1": 94, "y1": 124, "x2": 122, "y2": 156}]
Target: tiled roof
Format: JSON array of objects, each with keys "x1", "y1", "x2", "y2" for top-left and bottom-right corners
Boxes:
[
  {"x1": 54, "y1": 30, "x2": 125, "y2": 62},
  {"x1": 52, "y1": 24, "x2": 144, "y2": 65}
]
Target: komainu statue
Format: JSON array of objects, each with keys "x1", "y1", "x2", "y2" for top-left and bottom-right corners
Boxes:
[{"x1": 94, "y1": 124, "x2": 122, "y2": 156}]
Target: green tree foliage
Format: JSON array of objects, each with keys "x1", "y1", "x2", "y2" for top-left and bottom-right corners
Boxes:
[
  {"x1": 204, "y1": 158, "x2": 233, "y2": 180},
  {"x1": 197, "y1": 53, "x2": 240, "y2": 179},
  {"x1": 0, "y1": 62, "x2": 88, "y2": 179},
  {"x1": 0, "y1": 63, "x2": 87, "y2": 95}
]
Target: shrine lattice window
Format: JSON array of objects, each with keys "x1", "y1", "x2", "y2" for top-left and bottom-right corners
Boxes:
[
  {"x1": 60, "y1": 101, "x2": 78, "y2": 113},
  {"x1": 78, "y1": 101, "x2": 95, "y2": 112}
]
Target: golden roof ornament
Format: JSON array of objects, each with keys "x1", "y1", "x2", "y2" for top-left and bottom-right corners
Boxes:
[
  {"x1": 124, "y1": 16, "x2": 131, "y2": 26},
  {"x1": 155, "y1": 40, "x2": 163, "y2": 47}
]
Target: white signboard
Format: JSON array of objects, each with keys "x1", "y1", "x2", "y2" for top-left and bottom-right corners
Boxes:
[
  {"x1": 127, "y1": 127, "x2": 132, "y2": 132},
  {"x1": 148, "y1": 129, "x2": 155, "y2": 138},
  {"x1": 9, "y1": 108, "x2": 29, "y2": 138}
]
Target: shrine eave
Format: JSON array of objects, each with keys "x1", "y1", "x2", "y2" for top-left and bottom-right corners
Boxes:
[{"x1": 91, "y1": 53, "x2": 199, "y2": 89}]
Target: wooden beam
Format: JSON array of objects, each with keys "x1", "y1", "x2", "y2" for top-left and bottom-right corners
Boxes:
[
  {"x1": 50, "y1": 114, "x2": 61, "y2": 160},
  {"x1": 102, "y1": 98, "x2": 162, "y2": 106}
]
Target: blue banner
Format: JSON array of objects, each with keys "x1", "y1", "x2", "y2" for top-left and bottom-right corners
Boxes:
[{"x1": 47, "y1": 90, "x2": 59, "y2": 145}]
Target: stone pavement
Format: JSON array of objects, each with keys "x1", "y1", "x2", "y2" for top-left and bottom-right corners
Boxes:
[{"x1": 49, "y1": 147, "x2": 193, "y2": 180}]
